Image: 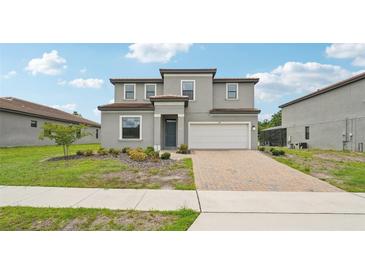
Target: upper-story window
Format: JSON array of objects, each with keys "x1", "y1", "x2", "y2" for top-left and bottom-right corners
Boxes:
[
  {"x1": 124, "y1": 84, "x2": 136, "y2": 100},
  {"x1": 226, "y1": 83, "x2": 238, "y2": 100},
  {"x1": 181, "y1": 80, "x2": 195, "y2": 101},
  {"x1": 145, "y1": 84, "x2": 156, "y2": 99}
]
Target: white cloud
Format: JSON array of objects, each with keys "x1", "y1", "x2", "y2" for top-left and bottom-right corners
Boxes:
[
  {"x1": 93, "y1": 108, "x2": 100, "y2": 117},
  {"x1": 125, "y1": 43, "x2": 192, "y2": 63},
  {"x1": 52, "y1": 103, "x2": 77, "y2": 113},
  {"x1": 2, "y1": 70, "x2": 17, "y2": 79},
  {"x1": 326, "y1": 43, "x2": 365, "y2": 67},
  {"x1": 80, "y1": 68, "x2": 87, "y2": 74},
  {"x1": 69, "y1": 78, "x2": 104, "y2": 89},
  {"x1": 25, "y1": 50, "x2": 67, "y2": 75},
  {"x1": 109, "y1": 98, "x2": 114, "y2": 103},
  {"x1": 57, "y1": 79, "x2": 67, "y2": 86},
  {"x1": 249, "y1": 61, "x2": 352, "y2": 102}
]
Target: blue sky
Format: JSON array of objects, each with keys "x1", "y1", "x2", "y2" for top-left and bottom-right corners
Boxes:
[{"x1": 1, "y1": 43, "x2": 364, "y2": 122}]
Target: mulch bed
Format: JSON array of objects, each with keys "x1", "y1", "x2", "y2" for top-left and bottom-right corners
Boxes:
[{"x1": 45, "y1": 152, "x2": 176, "y2": 167}]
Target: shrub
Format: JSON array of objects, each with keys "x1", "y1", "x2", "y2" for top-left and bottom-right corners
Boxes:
[
  {"x1": 160, "y1": 152, "x2": 171, "y2": 160},
  {"x1": 271, "y1": 149, "x2": 285, "y2": 156},
  {"x1": 85, "y1": 149, "x2": 93, "y2": 156},
  {"x1": 97, "y1": 147, "x2": 108, "y2": 155},
  {"x1": 177, "y1": 144, "x2": 189, "y2": 154},
  {"x1": 76, "y1": 150, "x2": 84, "y2": 156},
  {"x1": 144, "y1": 146, "x2": 155, "y2": 156},
  {"x1": 122, "y1": 147, "x2": 130, "y2": 153},
  {"x1": 150, "y1": 151, "x2": 160, "y2": 161},
  {"x1": 258, "y1": 146, "x2": 265, "y2": 152},
  {"x1": 129, "y1": 150, "x2": 147, "y2": 162},
  {"x1": 269, "y1": 147, "x2": 275, "y2": 152}
]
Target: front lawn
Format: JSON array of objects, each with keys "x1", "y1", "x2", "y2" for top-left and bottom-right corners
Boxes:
[
  {"x1": 262, "y1": 147, "x2": 365, "y2": 192},
  {"x1": 0, "y1": 144, "x2": 195, "y2": 190},
  {"x1": 0, "y1": 206, "x2": 199, "y2": 231}
]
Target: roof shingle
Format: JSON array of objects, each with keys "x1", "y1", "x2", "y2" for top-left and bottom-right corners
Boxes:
[{"x1": 0, "y1": 97, "x2": 100, "y2": 127}]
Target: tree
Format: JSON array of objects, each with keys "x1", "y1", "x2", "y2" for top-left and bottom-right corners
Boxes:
[
  {"x1": 39, "y1": 122, "x2": 90, "y2": 157},
  {"x1": 258, "y1": 110, "x2": 282, "y2": 133}
]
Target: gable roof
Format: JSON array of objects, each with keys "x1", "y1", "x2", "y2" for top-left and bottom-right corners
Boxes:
[
  {"x1": 279, "y1": 72, "x2": 365, "y2": 108},
  {"x1": 0, "y1": 97, "x2": 100, "y2": 127}
]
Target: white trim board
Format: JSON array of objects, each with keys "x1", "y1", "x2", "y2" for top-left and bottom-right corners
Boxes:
[
  {"x1": 188, "y1": 121, "x2": 251, "y2": 149},
  {"x1": 181, "y1": 80, "x2": 196, "y2": 101},
  {"x1": 119, "y1": 115, "x2": 143, "y2": 141},
  {"x1": 123, "y1": 83, "x2": 136, "y2": 100},
  {"x1": 144, "y1": 83, "x2": 157, "y2": 100},
  {"x1": 225, "y1": 83, "x2": 239, "y2": 100}
]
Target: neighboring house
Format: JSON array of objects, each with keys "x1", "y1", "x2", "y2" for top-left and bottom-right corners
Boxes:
[
  {"x1": 98, "y1": 68, "x2": 260, "y2": 150},
  {"x1": 0, "y1": 97, "x2": 101, "y2": 147},
  {"x1": 277, "y1": 72, "x2": 365, "y2": 152}
]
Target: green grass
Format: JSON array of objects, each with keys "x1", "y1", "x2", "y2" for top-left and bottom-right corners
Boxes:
[
  {"x1": 263, "y1": 146, "x2": 365, "y2": 192},
  {"x1": 0, "y1": 145, "x2": 196, "y2": 190},
  {"x1": 275, "y1": 157, "x2": 311, "y2": 174},
  {"x1": 331, "y1": 162, "x2": 365, "y2": 192},
  {"x1": 173, "y1": 158, "x2": 196, "y2": 190},
  {"x1": 0, "y1": 206, "x2": 199, "y2": 231},
  {"x1": 0, "y1": 144, "x2": 126, "y2": 188}
]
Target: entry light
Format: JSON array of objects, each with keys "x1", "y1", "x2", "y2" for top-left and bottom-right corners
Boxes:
[{"x1": 252, "y1": 125, "x2": 256, "y2": 131}]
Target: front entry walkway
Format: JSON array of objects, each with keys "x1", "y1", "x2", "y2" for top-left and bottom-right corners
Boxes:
[{"x1": 192, "y1": 150, "x2": 340, "y2": 191}]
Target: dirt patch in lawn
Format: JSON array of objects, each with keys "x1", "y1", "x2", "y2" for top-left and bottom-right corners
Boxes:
[
  {"x1": 314, "y1": 153, "x2": 365, "y2": 163},
  {"x1": 101, "y1": 159, "x2": 194, "y2": 190}
]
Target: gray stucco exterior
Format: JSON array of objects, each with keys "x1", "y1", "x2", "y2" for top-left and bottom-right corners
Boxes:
[
  {"x1": 281, "y1": 75, "x2": 365, "y2": 151},
  {"x1": 0, "y1": 111, "x2": 100, "y2": 147},
  {"x1": 99, "y1": 69, "x2": 260, "y2": 150}
]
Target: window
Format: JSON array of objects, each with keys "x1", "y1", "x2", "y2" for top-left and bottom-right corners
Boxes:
[
  {"x1": 226, "y1": 83, "x2": 238, "y2": 100},
  {"x1": 121, "y1": 116, "x2": 141, "y2": 140},
  {"x1": 124, "y1": 84, "x2": 135, "y2": 100},
  {"x1": 305, "y1": 126, "x2": 310, "y2": 140},
  {"x1": 145, "y1": 84, "x2": 156, "y2": 99},
  {"x1": 96, "y1": 129, "x2": 99, "y2": 139},
  {"x1": 181, "y1": 80, "x2": 195, "y2": 100},
  {"x1": 30, "y1": 120, "x2": 37, "y2": 128}
]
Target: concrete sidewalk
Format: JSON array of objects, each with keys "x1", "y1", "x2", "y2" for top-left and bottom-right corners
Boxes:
[
  {"x1": 190, "y1": 190, "x2": 365, "y2": 230},
  {"x1": 189, "y1": 213, "x2": 365, "y2": 231},
  {"x1": 197, "y1": 190, "x2": 365, "y2": 214},
  {"x1": 0, "y1": 186, "x2": 200, "y2": 211}
]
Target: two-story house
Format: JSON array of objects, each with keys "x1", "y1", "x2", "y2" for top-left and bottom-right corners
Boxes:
[{"x1": 98, "y1": 68, "x2": 260, "y2": 150}]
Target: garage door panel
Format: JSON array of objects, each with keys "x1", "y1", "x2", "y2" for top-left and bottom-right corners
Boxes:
[{"x1": 189, "y1": 123, "x2": 249, "y2": 149}]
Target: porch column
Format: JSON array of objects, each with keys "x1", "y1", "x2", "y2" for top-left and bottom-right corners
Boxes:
[
  {"x1": 177, "y1": 114, "x2": 185, "y2": 146},
  {"x1": 154, "y1": 114, "x2": 161, "y2": 151}
]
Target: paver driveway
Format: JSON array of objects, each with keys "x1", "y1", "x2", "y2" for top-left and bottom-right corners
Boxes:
[{"x1": 192, "y1": 150, "x2": 340, "y2": 191}]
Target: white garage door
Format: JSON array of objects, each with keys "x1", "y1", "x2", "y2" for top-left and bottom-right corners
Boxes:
[{"x1": 189, "y1": 123, "x2": 250, "y2": 149}]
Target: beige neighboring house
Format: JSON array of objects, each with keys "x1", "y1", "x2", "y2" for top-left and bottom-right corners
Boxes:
[
  {"x1": 0, "y1": 97, "x2": 101, "y2": 147},
  {"x1": 98, "y1": 68, "x2": 260, "y2": 150}
]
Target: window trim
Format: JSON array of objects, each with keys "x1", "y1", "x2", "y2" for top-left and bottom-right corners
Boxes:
[
  {"x1": 181, "y1": 80, "x2": 196, "y2": 101},
  {"x1": 305, "y1": 126, "x2": 310, "y2": 140},
  {"x1": 144, "y1": 83, "x2": 157, "y2": 100},
  {"x1": 226, "y1": 83, "x2": 239, "y2": 100},
  {"x1": 124, "y1": 83, "x2": 136, "y2": 100},
  {"x1": 30, "y1": 120, "x2": 37, "y2": 128},
  {"x1": 119, "y1": 115, "x2": 142, "y2": 141}
]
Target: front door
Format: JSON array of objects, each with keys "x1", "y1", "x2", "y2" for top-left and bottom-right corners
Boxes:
[{"x1": 165, "y1": 119, "x2": 177, "y2": 148}]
